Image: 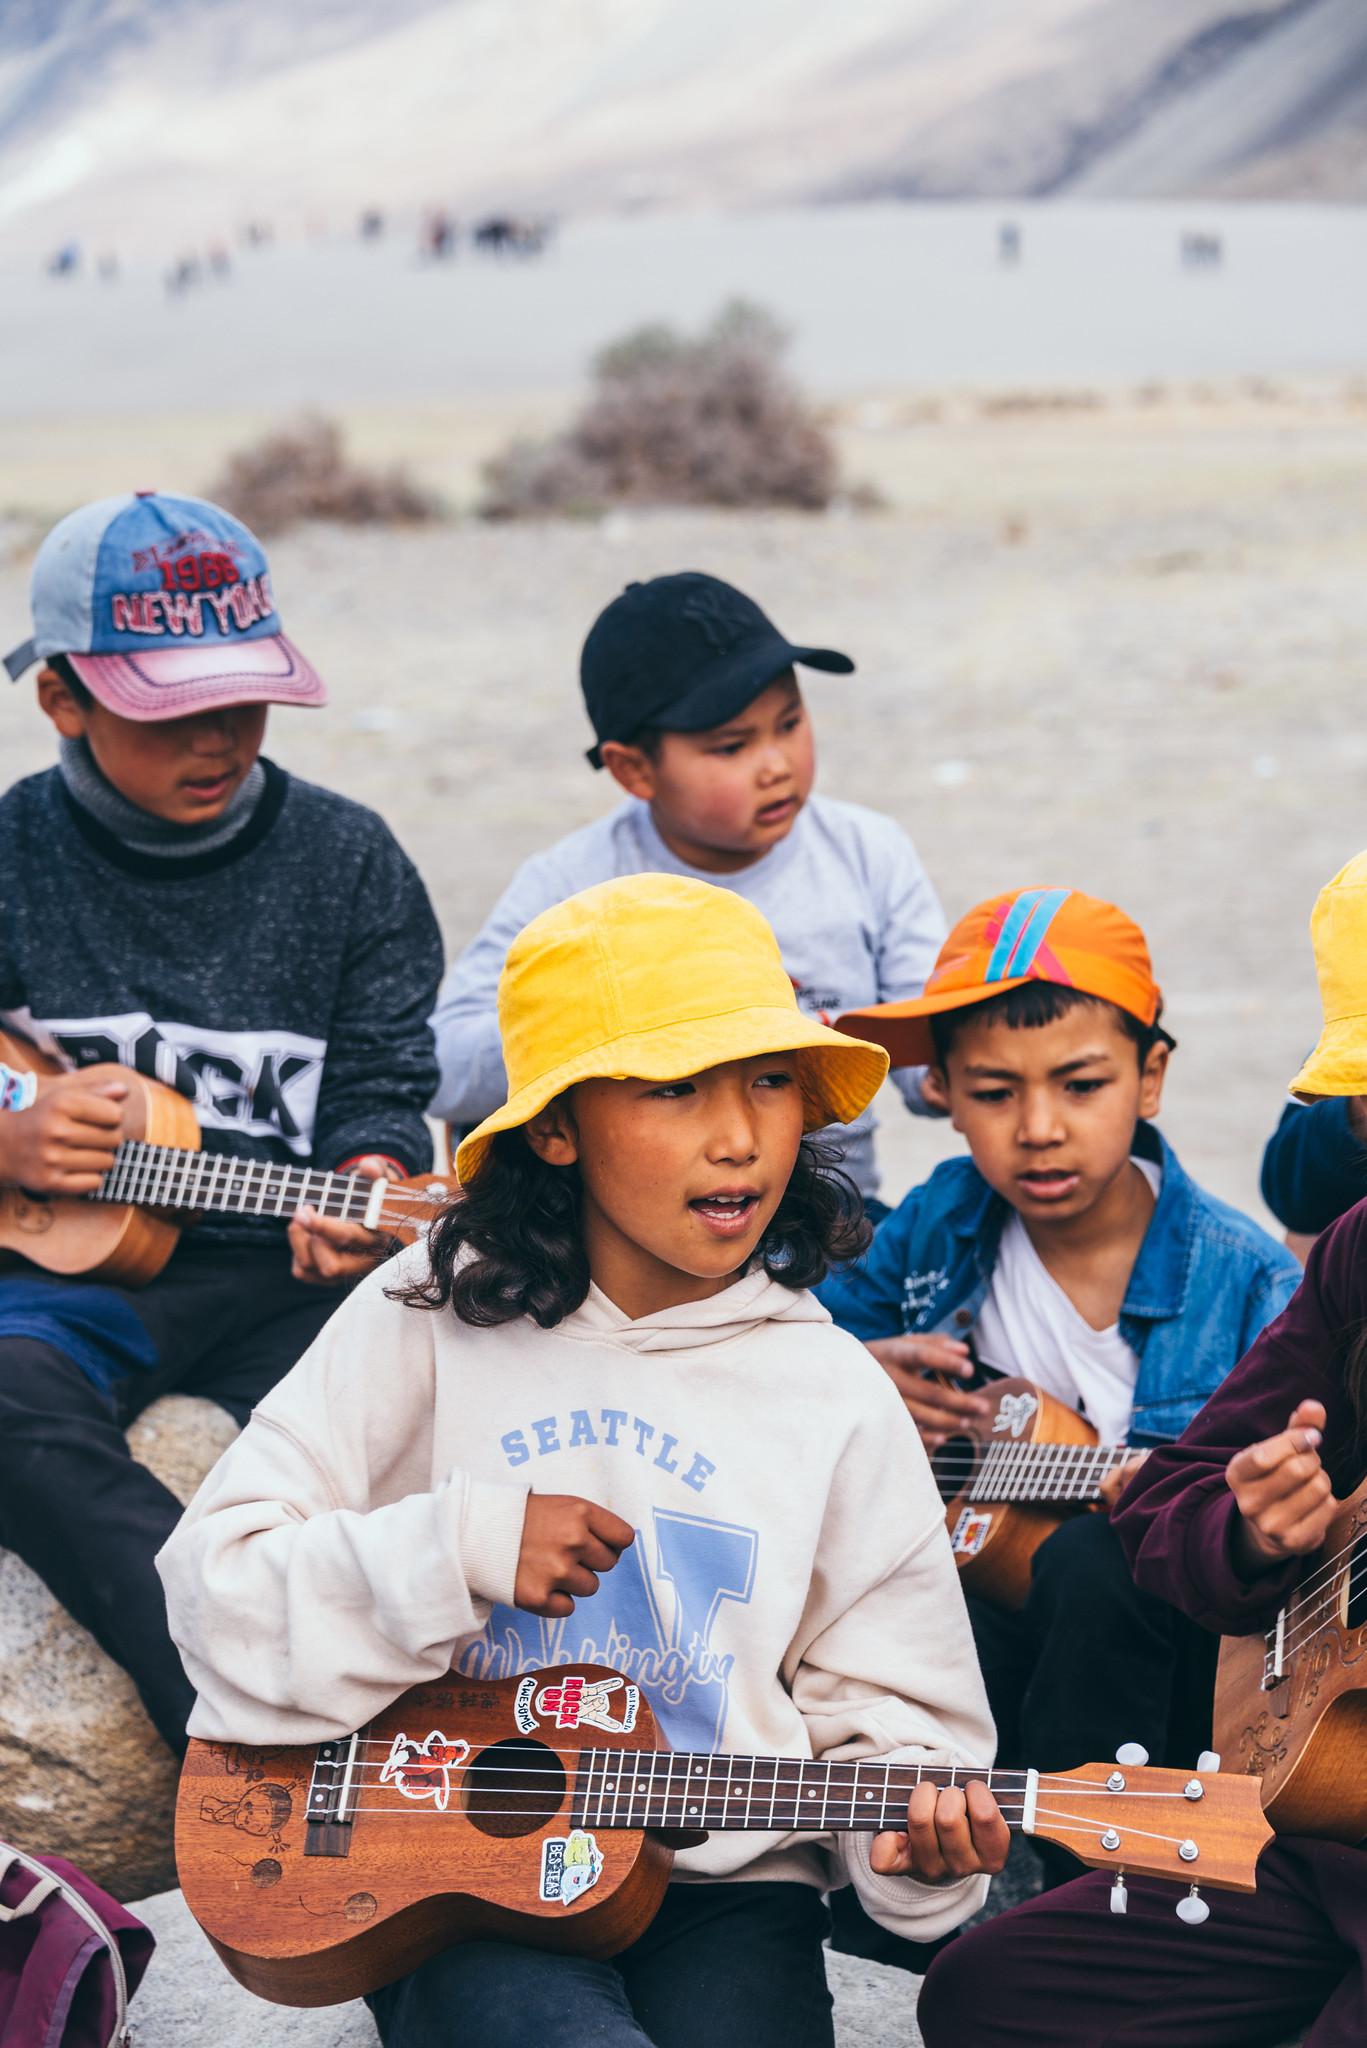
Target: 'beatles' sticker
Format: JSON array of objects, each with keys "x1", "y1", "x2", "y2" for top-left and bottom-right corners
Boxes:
[
  {"x1": 378, "y1": 1730, "x2": 470, "y2": 1811},
  {"x1": 951, "y1": 1509, "x2": 993, "y2": 1558},
  {"x1": 540, "y1": 1829, "x2": 604, "y2": 1907},
  {"x1": 515, "y1": 1673, "x2": 640, "y2": 1736}
]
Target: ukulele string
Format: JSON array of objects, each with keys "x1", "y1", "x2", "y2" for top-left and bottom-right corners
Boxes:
[{"x1": 1262, "y1": 1524, "x2": 1365, "y2": 1664}]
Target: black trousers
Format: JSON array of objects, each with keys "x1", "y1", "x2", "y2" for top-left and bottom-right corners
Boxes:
[
  {"x1": 0, "y1": 1240, "x2": 338, "y2": 1755},
  {"x1": 367, "y1": 1882, "x2": 836, "y2": 2048}
]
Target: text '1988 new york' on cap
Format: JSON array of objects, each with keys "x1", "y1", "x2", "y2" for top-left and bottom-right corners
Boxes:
[{"x1": 3, "y1": 490, "x2": 327, "y2": 721}]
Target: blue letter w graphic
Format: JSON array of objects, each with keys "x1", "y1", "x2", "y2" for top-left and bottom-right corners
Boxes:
[{"x1": 458, "y1": 1508, "x2": 757, "y2": 1751}]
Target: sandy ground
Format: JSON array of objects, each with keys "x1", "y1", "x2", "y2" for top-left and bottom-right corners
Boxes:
[{"x1": 3, "y1": 386, "x2": 1366, "y2": 1222}]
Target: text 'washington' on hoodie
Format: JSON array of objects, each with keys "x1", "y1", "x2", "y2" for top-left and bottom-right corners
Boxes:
[{"x1": 157, "y1": 1246, "x2": 996, "y2": 1943}]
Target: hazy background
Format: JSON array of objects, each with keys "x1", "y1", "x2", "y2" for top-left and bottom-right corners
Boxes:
[{"x1": 2, "y1": 0, "x2": 1366, "y2": 1219}]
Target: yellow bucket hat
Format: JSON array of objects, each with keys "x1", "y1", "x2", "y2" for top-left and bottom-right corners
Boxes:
[
  {"x1": 1289, "y1": 849, "x2": 1367, "y2": 1100},
  {"x1": 455, "y1": 873, "x2": 889, "y2": 1184}
]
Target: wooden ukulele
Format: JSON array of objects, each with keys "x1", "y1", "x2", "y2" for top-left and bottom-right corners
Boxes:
[
  {"x1": 0, "y1": 1029, "x2": 455, "y2": 1286},
  {"x1": 930, "y1": 1374, "x2": 1136, "y2": 1609},
  {"x1": 176, "y1": 1661, "x2": 1272, "y2": 2008},
  {"x1": 1213, "y1": 1470, "x2": 1367, "y2": 1842}
]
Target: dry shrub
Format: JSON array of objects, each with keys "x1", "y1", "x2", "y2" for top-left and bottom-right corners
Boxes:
[
  {"x1": 208, "y1": 417, "x2": 438, "y2": 534},
  {"x1": 480, "y1": 301, "x2": 838, "y2": 519}
]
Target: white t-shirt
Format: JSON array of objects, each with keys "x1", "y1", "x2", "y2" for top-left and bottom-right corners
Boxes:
[{"x1": 971, "y1": 1158, "x2": 1162, "y2": 1444}]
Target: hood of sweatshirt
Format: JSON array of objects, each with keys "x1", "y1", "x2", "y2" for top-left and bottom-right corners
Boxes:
[{"x1": 557, "y1": 1263, "x2": 830, "y2": 1353}]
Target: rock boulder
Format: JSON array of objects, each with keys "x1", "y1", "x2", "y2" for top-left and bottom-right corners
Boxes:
[{"x1": 0, "y1": 1394, "x2": 238, "y2": 1901}]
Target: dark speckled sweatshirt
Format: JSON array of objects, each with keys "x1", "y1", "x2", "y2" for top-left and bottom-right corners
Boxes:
[{"x1": 0, "y1": 759, "x2": 443, "y2": 1242}]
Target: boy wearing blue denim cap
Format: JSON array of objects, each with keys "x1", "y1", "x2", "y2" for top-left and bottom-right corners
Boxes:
[
  {"x1": 0, "y1": 491, "x2": 443, "y2": 1754},
  {"x1": 431, "y1": 570, "x2": 947, "y2": 1206}
]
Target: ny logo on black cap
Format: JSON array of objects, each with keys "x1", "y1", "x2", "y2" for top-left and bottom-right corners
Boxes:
[{"x1": 678, "y1": 580, "x2": 763, "y2": 655}]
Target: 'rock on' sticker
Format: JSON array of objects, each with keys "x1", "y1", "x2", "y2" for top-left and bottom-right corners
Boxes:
[
  {"x1": 515, "y1": 1672, "x2": 639, "y2": 1735},
  {"x1": 951, "y1": 1508, "x2": 993, "y2": 1558},
  {"x1": 539, "y1": 1828, "x2": 604, "y2": 1907}
]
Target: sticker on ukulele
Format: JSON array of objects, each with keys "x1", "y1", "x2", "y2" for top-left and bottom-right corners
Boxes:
[
  {"x1": 951, "y1": 1508, "x2": 993, "y2": 1558},
  {"x1": 514, "y1": 1672, "x2": 640, "y2": 1736},
  {"x1": 992, "y1": 1391, "x2": 1038, "y2": 1438},
  {"x1": 540, "y1": 1829, "x2": 605, "y2": 1907},
  {"x1": 378, "y1": 1730, "x2": 470, "y2": 1811}
]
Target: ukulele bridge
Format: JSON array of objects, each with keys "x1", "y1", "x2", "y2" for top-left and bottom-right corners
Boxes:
[{"x1": 305, "y1": 1730, "x2": 362, "y2": 1857}]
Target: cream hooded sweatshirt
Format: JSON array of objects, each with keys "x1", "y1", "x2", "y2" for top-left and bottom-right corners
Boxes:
[{"x1": 157, "y1": 1248, "x2": 996, "y2": 1941}]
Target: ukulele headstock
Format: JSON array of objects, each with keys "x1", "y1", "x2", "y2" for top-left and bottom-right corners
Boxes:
[{"x1": 1028, "y1": 1756, "x2": 1272, "y2": 1893}]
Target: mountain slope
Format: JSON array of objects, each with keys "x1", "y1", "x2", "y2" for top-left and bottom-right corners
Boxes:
[{"x1": 0, "y1": 0, "x2": 1361, "y2": 254}]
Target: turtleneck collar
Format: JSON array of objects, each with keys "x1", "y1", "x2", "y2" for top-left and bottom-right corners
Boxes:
[{"x1": 58, "y1": 736, "x2": 266, "y2": 860}]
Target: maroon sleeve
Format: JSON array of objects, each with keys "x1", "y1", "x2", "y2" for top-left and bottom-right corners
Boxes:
[{"x1": 1111, "y1": 1198, "x2": 1367, "y2": 1635}]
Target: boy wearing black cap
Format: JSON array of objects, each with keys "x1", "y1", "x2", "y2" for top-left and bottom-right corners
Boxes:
[
  {"x1": 432, "y1": 571, "x2": 946, "y2": 1202},
  {"x1": 0, "y1": 490, "x2": 444, "y2": 1756}
]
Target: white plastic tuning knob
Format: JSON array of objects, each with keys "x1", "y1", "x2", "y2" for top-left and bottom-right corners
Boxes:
[
  {"x1": 1115, "y1": 1742, "x2": 1149, "y2": 1767},
  {"x1": 1109, "y1": 1874, "x2": 1128, "y2": 1916},
  {"x1": 1176, "y1": 1887, "x2": 1210, "y2": 1926},
  {"x1": 1196, "y1": 1751, "x2": 1221, "y2": 1774}
]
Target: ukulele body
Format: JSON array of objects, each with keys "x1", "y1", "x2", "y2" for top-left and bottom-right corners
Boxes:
[
  {"x1": 930, "y1": 1375, "x2": 1098, "y2": 1609},
  {"x1": 176, "y1": 1665, "x2": 674, "y2": 2007},
  {"x1": 0, "y1": 1027, "x2": 194, "y2": 1285},
  {"x1": 1213, "y1": 1473, "x2": 1367, "y2": 1842}
]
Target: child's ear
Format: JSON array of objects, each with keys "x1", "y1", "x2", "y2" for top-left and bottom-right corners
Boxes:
[
  {"x1": 919, "y1": 1063, "x2": 952, "y2": 1115},
  {"x1": 1137, "y1": 1039, "x2": 1170, "y2": 1121},
  {"x1": 523, "y1": 1101, "x2": 579, "y2": 1168},
  {"x1": 36, "y1": 665, "x2": 89, "y2": 740},
  {"x1": 597, "y1": 741, "x2": 657, "y2": 804}
]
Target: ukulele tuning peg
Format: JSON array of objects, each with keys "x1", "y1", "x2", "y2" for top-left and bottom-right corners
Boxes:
[
  {"x1": 1175, "y1": 1886, "x2": 1210, "y2": 1927},
  {"x1": 1114, "y1": 1742, "x2": 1149, "y2": 1767},
  {"x1": 1109, "y1": 1873, "x2": 1128, "y2": 1916},
  {"x1": 1196, "y1": 1750, "x2": 1221, "y2": 1774}
]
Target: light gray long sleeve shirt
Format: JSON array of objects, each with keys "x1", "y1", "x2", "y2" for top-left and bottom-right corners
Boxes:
[{"x1": 431, "y1": 793, "x2": 946, "y2": 1198}]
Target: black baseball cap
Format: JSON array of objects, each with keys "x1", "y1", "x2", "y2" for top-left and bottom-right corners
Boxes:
[{"x1": 581, "y1": 571, "x2": 854, "y2": 769}]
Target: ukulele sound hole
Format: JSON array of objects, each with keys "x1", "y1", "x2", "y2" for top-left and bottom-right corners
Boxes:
[
  {"x1": 1347, "y1": 1534, "x2": 1367, "y2": 1632},
  {"x1": 931, "y1": 1436, "x2": 975, "y2": 1506},
  {"x1": 462, "y1": 1738, "x2": 566, "y2": 1839}
]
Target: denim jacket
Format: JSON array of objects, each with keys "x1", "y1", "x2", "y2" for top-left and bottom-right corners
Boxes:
[{"x1": 816, "y1": 1123, "x2": 1302, "y2": 1443}]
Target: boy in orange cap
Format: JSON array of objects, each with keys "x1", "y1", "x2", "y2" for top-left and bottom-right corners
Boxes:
[{"x1": 818, "y1": 887, "x2": 1298, "y2": 1909}]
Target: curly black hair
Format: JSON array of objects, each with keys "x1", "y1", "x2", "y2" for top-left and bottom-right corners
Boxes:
[{"x1": 391, "y1": 1121, "x2": 870, "y2": 1328}]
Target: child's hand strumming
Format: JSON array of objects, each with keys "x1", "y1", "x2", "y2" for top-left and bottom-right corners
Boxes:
[
  {"x1": 515, "y1": 1494, "x2": 635, "y2": 1618},
  {"x1": 870, "y1": 1778, "x2": 1010, "y2": 1885},
  {"x1": 865, "y1": 1334, "x2": 991, "y2": 1448},
  {"x1": 1228, "y1": 1399, "x2": 1336, "y2": 1572}
]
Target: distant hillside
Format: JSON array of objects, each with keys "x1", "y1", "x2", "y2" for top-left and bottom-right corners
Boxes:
[{"x1": 0, "y1": 0, "x2": 1362, "y2": 255}]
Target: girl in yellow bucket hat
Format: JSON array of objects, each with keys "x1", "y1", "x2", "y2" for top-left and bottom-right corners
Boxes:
[{"x1": 159, "y1": 872, "x2": 1006, "y2": 2048}]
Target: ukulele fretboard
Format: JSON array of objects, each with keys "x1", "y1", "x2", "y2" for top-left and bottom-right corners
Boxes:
[
  {"x1": 97, "y1": 1143, "x2": 387, "y2": 1224},
  {"x1": 572, "y1": 1750, "x2": 1031, "y2": 1835},
  {"x1": 967, "y1": 1438, "x2": 1133, "y2": 1505}
]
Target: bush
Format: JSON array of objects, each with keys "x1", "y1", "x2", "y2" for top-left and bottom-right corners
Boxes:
[
  {"x1": 479, "y1": 300, "x2": 838, "y2": 519},
  {"x1": 207, "y1": 417, "x2": 438, "y2": 534}
]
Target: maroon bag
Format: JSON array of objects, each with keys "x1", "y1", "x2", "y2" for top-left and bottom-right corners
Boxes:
[{"x1": 0, "y1": 1845, "x2": 154, "y2": 2048}]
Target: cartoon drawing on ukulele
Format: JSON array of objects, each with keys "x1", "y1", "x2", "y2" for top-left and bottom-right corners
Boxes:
[
  {"x1": 539, "y1": 1829, "x2": 604, "y2": 1907},
  {"x1": 514, "y1": 1672, "x2": 640, "y2": 1736},
  {"x1": 199, "y1": 1781, "x2": 292, "y2": 1852},
  {"x1": 378, "y1": 1730, "x2": 470, "y2": 1811},
  {"x1": 993, "y1": 1390, "x2": 1039, "y2": 1439}
]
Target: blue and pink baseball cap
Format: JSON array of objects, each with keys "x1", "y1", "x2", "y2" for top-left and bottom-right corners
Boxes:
[
  {"x1": 836, "y1": 885, "x2": 1166, "y2": 1067},
  {"x1": 3, "y1": 491, "x2": 327, "y2": 721}
]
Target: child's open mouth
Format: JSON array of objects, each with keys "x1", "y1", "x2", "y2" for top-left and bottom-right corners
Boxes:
[
  {"x1": 689, "y1": 1191, "x2": 761, "y2": 1237},
  {"x1": 1017, "y1": 1169, "x2": 1081, "y2": 1202},
  {"x1": 755, "y1": 797, "x2": 797, "y2": 827}
]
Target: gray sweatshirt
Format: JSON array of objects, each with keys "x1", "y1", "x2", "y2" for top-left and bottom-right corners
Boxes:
[{"x1": 432, "y1": 794, "x2": 945, "y2": 1198}]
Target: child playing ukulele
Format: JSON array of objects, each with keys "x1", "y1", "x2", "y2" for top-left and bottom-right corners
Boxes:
[
  {"x1": 160, "y1": 875, "x2": 1003, "y2": 2048},
  {"x1": 918, "y1": 853, "x2": 1367, "y2": 2048},
  {"x1": 0, "y1": 491, "x2": 443, "y2": 1754}
]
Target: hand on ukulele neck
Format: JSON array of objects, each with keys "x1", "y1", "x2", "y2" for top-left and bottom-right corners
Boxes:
[
  {"x1": 864, "y1": 1333, "x2": 991, "y2": 1449},
  {"x1": 288, "y1": 1154, "x2": 403, "y2": 1288}
]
